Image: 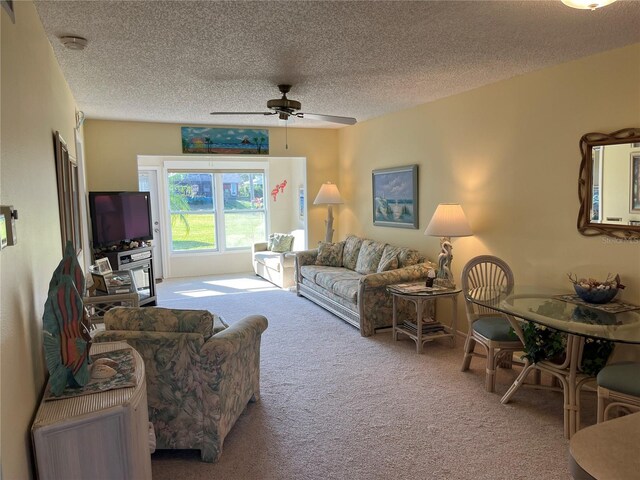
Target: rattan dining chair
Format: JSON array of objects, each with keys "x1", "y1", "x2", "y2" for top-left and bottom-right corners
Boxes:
[
  {"x1": 460, "y1": 255, "x2": 523, "y2": 392},
  {"x1": 596, "y1": 362, "x2": 640, "y2": 423}
]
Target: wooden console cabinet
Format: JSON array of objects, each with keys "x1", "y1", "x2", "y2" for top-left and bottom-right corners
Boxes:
[{"x1": 32, "y1": 342, "x2": 152, "y2": 480}]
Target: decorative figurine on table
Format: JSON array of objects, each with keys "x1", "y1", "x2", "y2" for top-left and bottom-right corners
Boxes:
[{"x1": 42, "y1": 242, "x2": 92, "y2": 396}]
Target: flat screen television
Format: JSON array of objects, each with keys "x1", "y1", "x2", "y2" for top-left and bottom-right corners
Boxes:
[{"x1": 89, "y1": 191, "x2": 153, "y2": 247}]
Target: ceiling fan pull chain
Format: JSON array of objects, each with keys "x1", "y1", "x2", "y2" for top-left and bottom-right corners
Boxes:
[{"x1": 285, "y1": 120, "x2": 289, "y2": 150}]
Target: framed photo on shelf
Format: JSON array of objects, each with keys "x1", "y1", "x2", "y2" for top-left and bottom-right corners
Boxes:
[
  {"x1": 95, "y1": 257, "x2": 112, "y2": 275},
  {"x1": 91, "y1": 272, "x2": 109, "y2": 293},
  {"x1": 372, "y1": 165, "x2": 419, "y2": 229}
]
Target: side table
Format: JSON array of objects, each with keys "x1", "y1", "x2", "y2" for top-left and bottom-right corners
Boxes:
[
  {"x1": 84, "y1": 291, "x2": 139, "y2": 327},
  {"x1": 32, "y1": 341, "x2": 152, "y2": 480},
  {"x1": 388, "y1": 283, "x2": 461, "y2": 353}
]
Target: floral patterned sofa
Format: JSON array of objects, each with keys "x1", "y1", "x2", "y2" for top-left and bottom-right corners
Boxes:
[
  {"x1": 295, "y1": 235, "x2": 436, "y2": 337},
  {"x1": 93, "y1": 307, "x2": 268, "y2": 462}
]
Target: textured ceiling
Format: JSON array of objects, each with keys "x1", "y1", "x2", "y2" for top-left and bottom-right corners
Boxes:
[{"x1": 34, "y1": 0, "x2": 640, "y2": 129}]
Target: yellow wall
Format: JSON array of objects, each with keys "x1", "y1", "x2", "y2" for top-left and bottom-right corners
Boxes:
[
  {"x1": 84, "y1": 121, "x2": 338, "y2": 249},
  {"x1": 1, "y1": 2, "x2": 79, "y2": 478},
  {"x1": 339, "y1": 44, "x2": 640, "y2": 314},
  {"x1": 2, "y1": 5, "x2": 639, "y2": 475}
]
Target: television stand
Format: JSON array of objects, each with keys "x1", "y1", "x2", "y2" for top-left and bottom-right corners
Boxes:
[{"x1": 100, "y1": 247, "x2": 156, "y2": 306}]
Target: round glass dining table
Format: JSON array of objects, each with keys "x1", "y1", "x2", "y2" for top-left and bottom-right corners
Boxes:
[{"x1": 465, "y1": 285, "x2": 640, "y2": 438}]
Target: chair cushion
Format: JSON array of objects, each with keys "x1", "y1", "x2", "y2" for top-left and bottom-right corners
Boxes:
[
  {"x1": 254, "y1": 251, "x2": 293, "y2": 271},
  {"x1": 597, "y1": 363, "x2": 640, "y2": 397},
  {"x1": 316, "y1": 241, "x2": 345, "y2": 267},
  {"x1": 473, "y1": 316, "x2": 519, "y2": 342}
]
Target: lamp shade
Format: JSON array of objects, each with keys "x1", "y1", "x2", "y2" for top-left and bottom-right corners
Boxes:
[
  {"x1": 424, "y1": 203, "x2": 472, "y2": 237},
  {"x1": 313, "y1": 182, "x2": 343, "y2": 205},
  {"x1": 561, "y1": 0, "x2": 616, "y2": 9}
]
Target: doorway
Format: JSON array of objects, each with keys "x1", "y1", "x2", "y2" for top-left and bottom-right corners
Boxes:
[{"x1": 138, "y1": 169, "x2": 164, "y2": 280}]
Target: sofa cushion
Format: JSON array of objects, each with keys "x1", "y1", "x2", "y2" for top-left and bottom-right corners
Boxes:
[
  {"x1": 331, "y1": 278, "x2": 360, "y2": 302},
  {"x1": 268, "y1": 233, "x2": 294, "y2": 252},
  {"x1": 315, "y1": 268, "x2": 361, "y2": 292},
  {"x1": 342, "y1": 235, "x2": 363, "y2": 270},
  {"x1": 254, "y1": 251, "x2": 294, "y2": 272},
  {"x1": 397, "y1": 247, "x2": 425, "y2": 267},
  {"x1": 316, "y1": 241, "x2": 345, "y2": 267},
  {"x1": 355, "y1": 240, "x2": 386, "y2": 274},
  {"x1": 300, "y1": 265, "x2": 340, "y2": 283},
  {"x1": 377, "y1": 245, "x2": 401, "y2": 272}
]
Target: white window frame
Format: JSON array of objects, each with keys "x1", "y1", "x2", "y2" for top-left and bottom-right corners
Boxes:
[{"x1": 163, "y1": 159, "x2": 269, "y2": 256}]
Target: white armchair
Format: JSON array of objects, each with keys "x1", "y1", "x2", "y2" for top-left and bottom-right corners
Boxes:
[{"x1": 252, "y1": 229, "x2": 304, "y2": 288}]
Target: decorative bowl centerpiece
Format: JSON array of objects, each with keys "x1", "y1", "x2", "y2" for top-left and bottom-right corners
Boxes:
[{"x1": 568, "y1": 273, "x2": 624, "y2": 304}]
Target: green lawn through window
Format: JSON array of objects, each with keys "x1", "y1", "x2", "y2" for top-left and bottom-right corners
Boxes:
[{"x1": 171, "y1": 212, "x2": 265, "y2": 251}]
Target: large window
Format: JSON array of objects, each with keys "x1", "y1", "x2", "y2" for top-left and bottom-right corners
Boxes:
[{"x1": 168, "y1": 171, "x2": 265, "y2": 252}]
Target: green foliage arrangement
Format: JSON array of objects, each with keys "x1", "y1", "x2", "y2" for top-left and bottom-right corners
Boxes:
[
  {"x1": 519, "y1": 322, "x2": 613, "y2": 376},
  {"x1": 521, "y1": 322, "x2": 566, "y2": 364},
  {"x1": 581, "y1": 337, "x2": 614, "y2": 376}
]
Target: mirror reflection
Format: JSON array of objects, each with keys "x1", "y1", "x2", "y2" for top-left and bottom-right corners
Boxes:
[
  {"x1": 577, "y1": 128, "x2": 640, "y2": 239},
  {"x1": 590, "y1": 143, "x2": 640, "y2": 225}
]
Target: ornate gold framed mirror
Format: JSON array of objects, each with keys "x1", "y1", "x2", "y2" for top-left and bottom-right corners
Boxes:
[{"x1": 577, "y1": 127, "x2": 640, "y2": 239}]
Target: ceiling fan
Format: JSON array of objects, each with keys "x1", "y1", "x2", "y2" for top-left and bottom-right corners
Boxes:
[{"x1": 210, "y1": 84, "x2": 357, "y2": 126}]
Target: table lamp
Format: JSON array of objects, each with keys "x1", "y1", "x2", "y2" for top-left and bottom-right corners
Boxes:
[
  {"x1": 314, "y1": 182, "x2": 343, "y2": 243},
  {"x1": 424, "y1": 203, "x2": 472, "y2": 288}
]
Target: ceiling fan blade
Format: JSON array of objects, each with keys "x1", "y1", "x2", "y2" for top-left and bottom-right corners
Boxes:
[
  {"x1": 209, "y1": 111, "x2": 277, "y2": 116},
  {"x1": 298, "y1": 112, "x2": 357, "y2": 125}
]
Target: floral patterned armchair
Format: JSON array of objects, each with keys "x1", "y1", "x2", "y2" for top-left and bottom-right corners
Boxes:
[{"x1": 92, "y1": 307, "x2": 268, "y2": 462}]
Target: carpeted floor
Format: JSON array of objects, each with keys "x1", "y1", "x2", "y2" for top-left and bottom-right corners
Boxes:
[{"x1": 150, "y1": 274, "x2": 592, "y2": 480}]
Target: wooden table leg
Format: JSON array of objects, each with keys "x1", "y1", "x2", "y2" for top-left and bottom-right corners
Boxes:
[
  {"x1": 416, "y1": 299, "x2": 423, "y2": 354},
  {"x1": 392, "y1": 295, "x2": 398, "y2": 342}
]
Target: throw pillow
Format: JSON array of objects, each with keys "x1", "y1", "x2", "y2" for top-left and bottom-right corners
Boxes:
[
  {"x1": 377, "y1": 245, "x2": 401, "y2": 272},
  {"x1": 315, "y1": 241, "x2": 345, "y2": 267},
  {"x1": 397, "y1": 248, "x2": 425, "y2": 268},
  {"x1": 355, "y1": 240, "x2": 386, "y2": 275},
  {"x1": 342, "y1": 235, "x2": 363, "y2": 270},
  {"x1": 268, "y1": 233, "x2": 295, "y2": 252}
]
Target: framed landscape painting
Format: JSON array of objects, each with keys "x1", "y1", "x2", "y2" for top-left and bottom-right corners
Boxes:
[{"x1": 372, "y1": 165, "x2": 418, "y2": 229}]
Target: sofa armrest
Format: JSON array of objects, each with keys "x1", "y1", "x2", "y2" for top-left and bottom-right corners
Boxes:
[
  {"x1": 360, "y1": 262, "x2": 436, "y2": 288},
  {"x1": 199, "y1": 314, "x2": 268, "y2": 458},
  {"x1": 294, "y1": 249, "x2": 318, "y2": 266},
  {"x1": 201, "y1": 314, "x2": 268, "y2": 360},
  {"x1": 294, "y1": 249, "x2": 319, "y2": 284},
  {"x1": 252, "y1": 242, "x2": 268, "y2": 255}
]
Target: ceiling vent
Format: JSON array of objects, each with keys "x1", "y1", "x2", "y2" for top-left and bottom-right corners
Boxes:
[{"x1": 60, "y1": 36, "x2": 88, "y2": 51}]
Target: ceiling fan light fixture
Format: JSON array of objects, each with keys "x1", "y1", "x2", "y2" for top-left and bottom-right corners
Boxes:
[
  {"x1": 209, "y1": 83, "x2": 357, "y2": 126},
  {"x1": 561, "y1": 0, "x2": 616, "y2": 10},
  {"x1": 60, "y1": 36, "x2": 88, "y2": 50}
]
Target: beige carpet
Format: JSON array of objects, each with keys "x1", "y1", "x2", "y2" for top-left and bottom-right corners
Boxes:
[{"x1": 151, "y1": 274, "x2": 592, "y2": 480}]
